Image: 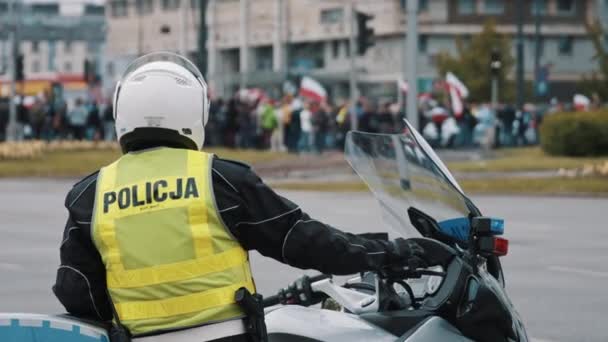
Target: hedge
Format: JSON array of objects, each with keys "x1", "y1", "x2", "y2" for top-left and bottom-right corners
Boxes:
[{"x1": 540, "y1": 111, "x2": 608, "y2": 157}]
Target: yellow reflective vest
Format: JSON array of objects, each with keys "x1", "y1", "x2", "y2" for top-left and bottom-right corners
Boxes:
[{"x1": 92, "y1": 147, "x2": 255, "y2": 336}]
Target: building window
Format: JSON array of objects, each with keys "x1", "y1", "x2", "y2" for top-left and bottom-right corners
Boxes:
[
  {"x1": 320, "y1": 8, "x2": 344, "y2": 24},
  {"x1": 419, "y1": 0, "x2": 429, "y2": 12},
  {"x1": 558, "y1": 36, "x2": 573, "y2": 55},
  {"x1": 484, "y1": 0, "x2": 504, "y2": 14},
  {"x1": 556, "y1": 0, "x2": 575, "y2": 15},
  {"x1": 190, "y1": 0, "x2": 198, "y2": 9},
  {"x1": 345, "y1": 40, "x2": 350, "y2": 58},
  {"x1": 64, "y1": 61, "x2": 72, "y2": 72},
  {"x1": 87, "y1": 41, "x2": 99, "y2": 54},
  {"x1": 64, "y1": 41, "x2": 72, "y2": 53},
  {"x1": 162, "y1": 0, "x2": 180, "y2": 10},
  {"x1": 48, "y1": 41, "x2": 56, "y2": 71},
  {"x1": 531, "y1": 0, "x2": 547, "y2": 14},
  {"x1": 535, "y1": 36, "x2": 545, "y2": 57},
  {"x1": 255, "y1": 47, "x2": 273, "y2": 71},
  {"x1": 332, "y1": 40, "x2": 340, "y2": 58},
  {"x1": 458, "y1": 0, "x2": 475, "y2": 14},
  {"x1": 32, "y1": 60, "x2": 40, "y2": 73},
  {"x1": 110, "y1": 0, "x2": 128, "y2": 17},
  {"x1": 31, "y1": 41, "x2": 39, "y2": 53},
  {"x1": 419, "y1": 35, "x2": 428, "y2": 54},
  {"x1": 136, "y1": 0, "x2": 154, "y2": 15}
]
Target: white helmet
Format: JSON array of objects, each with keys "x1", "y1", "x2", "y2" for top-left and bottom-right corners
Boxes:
[{"x1": 113, "y1": 52, "x2": 209, "y2": 152}]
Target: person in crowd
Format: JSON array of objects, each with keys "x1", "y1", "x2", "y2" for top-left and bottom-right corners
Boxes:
[
  {"x1": 270, "y1": 99, "x2": 286, "y2": 152},
  {"x1": 102, "y1": 100, "x2": 115, "y2": 142},
  {"x1": 287, "y1": 99, "x2": 302, "y2": 153},
  {"x1": 12, "y1": 96, "x2": 28, "y2": 141},
  {"x1": 498, "y1": 104, "x2": 516, "y2": 147},
  {"x1": 459, "y1": 105, "x2": 478, "y2": 148},
  {"x1": 237, "y1": 101, "x2": 256, "y2": 148},
  {"x1": 260, "y1": 99, "x2": 278, "y2": 149},
  {"x1": 280, "y1": 95, "x2": 293, "y2": 151},
  {"x1": 67, "y1": 98, "x2": 88, "y2": 140},
  {"x1": 335, "y1": 100, "x2": 351, "y2": 150},
  {"x1": 359, "y1": 101, "x2": 380, "y2": 133},
  {"x1": 29, "y1": 95, "x2": 47, "y2": 139},
  {"x1": 0, "y1": 98, "x2": 8, "y2": 141},
  {"x1": 312, "y1": 102, "x2": 329, "y2": 154},
  {"x1": 85, "y1": 100, "x2": 102, "y2": 141},
  {"x1": 377, "y1": 102, "x2": 396, "y2": 134},
  {"x1": 324, "y1": 102, "x2": 338, "y2": 151},
  {"x1": 299, "y1": 101, "x2": 314, "y2": 153},
  {"x1": 205, "y1": 98, "x2": 224, "y2": 147}
]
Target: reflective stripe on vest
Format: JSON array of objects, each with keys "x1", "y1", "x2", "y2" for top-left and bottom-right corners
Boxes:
[{"x1": 92, "y1": 148, "x2": 255, "y2": 336}]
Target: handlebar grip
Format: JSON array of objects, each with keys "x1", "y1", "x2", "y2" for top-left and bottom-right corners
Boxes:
[
  {"x1": 263, "y1": 295, "x2": 281, "y2": 307},
  {"x1": 308, "y1": 274, "x2": 331, "y2": 283}
]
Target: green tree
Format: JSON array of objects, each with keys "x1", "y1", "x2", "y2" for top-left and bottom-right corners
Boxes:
[
  {"x1": 436, "y1": 20, "x2": 514, "y2": 103},
  {"x1": 578, "y1": 22, "x2": 608, "y2": 101}
]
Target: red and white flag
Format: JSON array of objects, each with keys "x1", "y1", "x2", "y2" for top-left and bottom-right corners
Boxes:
[
  {"x1": 445, "y1": 72, "x2": 469, "y2": 117},
  {"x1": 300, "y1": 76, "x2": 327, "y2": 102}
]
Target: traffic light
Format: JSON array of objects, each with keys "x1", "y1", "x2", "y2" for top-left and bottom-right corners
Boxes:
[
  {"x1": 15, "y1": 54, "x2": 24, "y2": 81},
  {"x1": 490, "y1": 48, "x2": 502, "y2": 76},
  {"x1": 356, "y1": 11, "x2": 375, "y2": 56}
]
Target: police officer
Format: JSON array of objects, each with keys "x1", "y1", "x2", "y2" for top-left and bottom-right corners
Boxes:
[{"x1": 53, "y1": 52, "x2": 433, "y2": 342}]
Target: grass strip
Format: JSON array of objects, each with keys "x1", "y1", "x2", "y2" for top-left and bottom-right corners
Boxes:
[
  {"x1": 0, "y1": 148, "x2": 292, "y2": 178},
  {"x1": 447, "y1": 147, "x2": 608, "y2": 173}
]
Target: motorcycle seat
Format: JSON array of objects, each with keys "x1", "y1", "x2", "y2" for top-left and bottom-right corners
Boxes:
[
  {"x1": 360, "y1": 310, "x2": 434, "y2": 337},
  {"x1": 58, "y1": 314, "x2": 113, "y2": 331}
]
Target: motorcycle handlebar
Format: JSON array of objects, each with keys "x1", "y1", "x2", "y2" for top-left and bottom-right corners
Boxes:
[
  {"x1": 263, "y1": 295, "x2": 281, "y2": 307},
  {"x1": 262, "y1": 274, "x2": 330, "y2": 307},
  {"x1": 308, "y1": 273, "x2": 331, "y2": 283}
]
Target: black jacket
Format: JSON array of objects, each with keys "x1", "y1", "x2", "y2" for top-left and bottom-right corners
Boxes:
[{"x1": 53, "y1": 154, "x2": 394, "y2": 321}]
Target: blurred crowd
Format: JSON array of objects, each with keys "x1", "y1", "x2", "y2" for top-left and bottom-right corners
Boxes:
[
  {"x1": 0, "y1": 93, "x2": 115, "y2": 143},
  {"x1": 0, "y1": 89, "x2": 598, "y2": 153},
  {"x1": 204, "y1": 95, "x2": 408, "y2": 154}
]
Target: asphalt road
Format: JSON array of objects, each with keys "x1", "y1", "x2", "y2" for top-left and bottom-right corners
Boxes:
[{"x1": 1, "y1": 178, "x2": 607, "y2": 342}]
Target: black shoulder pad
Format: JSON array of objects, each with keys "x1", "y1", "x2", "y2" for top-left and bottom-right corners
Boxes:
[
  {"x1": 71, "y1": 170, "x2": 100, "y2": 188},
  {"x1": 214, "y1": 157, "x2": 251, "y2": 170},
  {"x1": 65, "y1": 170, "x2": 99, "y2": 209}
]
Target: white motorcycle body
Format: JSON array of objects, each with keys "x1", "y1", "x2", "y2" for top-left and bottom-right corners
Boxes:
[{"x1": 265, "y1": 306, "x2": 469, "y2": 341}]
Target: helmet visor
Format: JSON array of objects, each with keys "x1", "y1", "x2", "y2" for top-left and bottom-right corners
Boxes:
[{"x1": 121, "y1": 51, "x2": 204, "y2": 83}]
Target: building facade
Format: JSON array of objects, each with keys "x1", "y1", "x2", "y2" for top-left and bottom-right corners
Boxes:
[
  {"x1": 105, "y1": 0, "x2": 604, "y2": 101},
  {"x1": 0, "y1": 2, "x2": 106, "y2": 96}
]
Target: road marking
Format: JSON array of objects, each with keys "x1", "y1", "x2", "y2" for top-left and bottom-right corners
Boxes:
[{"x1": 548, "y1": 266, "x2": 608, "y2": 278}]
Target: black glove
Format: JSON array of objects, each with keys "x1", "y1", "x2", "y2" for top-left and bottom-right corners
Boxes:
[{"x1": 387, "y1": 238, "x2": 430, "y2": 270}]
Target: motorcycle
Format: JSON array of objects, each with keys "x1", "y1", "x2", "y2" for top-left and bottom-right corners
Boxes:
[
  {"x1": 262, "y1": 121, "x2": 527, "y2": 342},
  {"x1": 0, "y1": 121, "x2": 527, "y2": 342}
]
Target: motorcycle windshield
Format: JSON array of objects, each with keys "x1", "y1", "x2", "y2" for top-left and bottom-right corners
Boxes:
[{"x1": 344, "y1": 120, "x2": 479, "y2": 238}]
